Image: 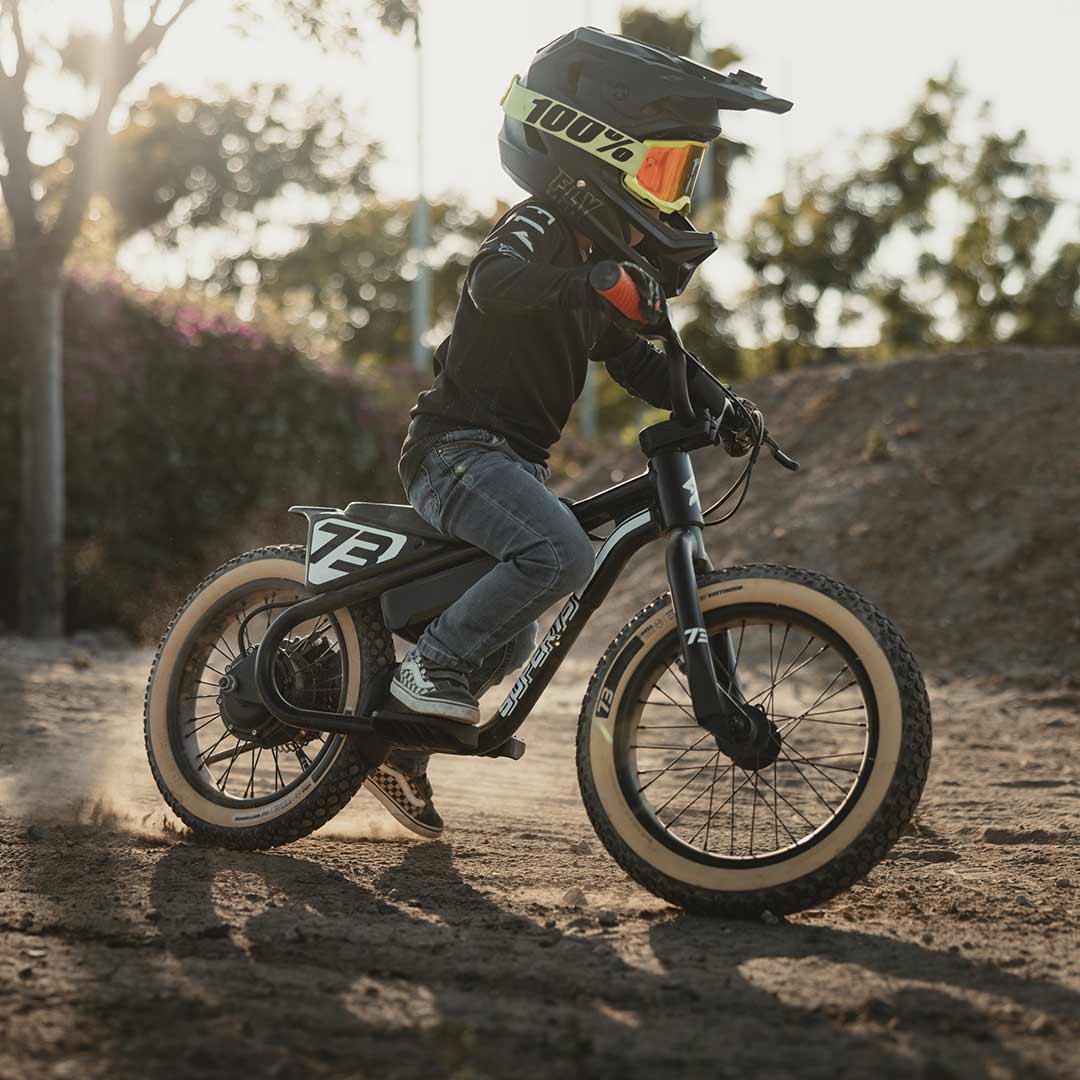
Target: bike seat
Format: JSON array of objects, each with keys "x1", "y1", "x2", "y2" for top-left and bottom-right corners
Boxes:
[{"x1": 343, "y1": 501, "x2": 467, "y2": 548}]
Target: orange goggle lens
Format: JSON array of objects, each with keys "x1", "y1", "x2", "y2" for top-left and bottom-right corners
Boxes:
[{"x1": 633, "y1": 144, "x2": 706, "y2": 206}]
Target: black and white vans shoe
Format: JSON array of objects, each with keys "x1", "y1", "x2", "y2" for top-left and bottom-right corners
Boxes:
[
  {"x1": 363, "y1": 763, "x2": 444, "y2": 839},
  {"x1": 389, "y1": 651, "x2": 482, "y2": 725}
]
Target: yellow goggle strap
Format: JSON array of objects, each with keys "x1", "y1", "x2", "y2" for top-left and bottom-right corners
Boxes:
[{"x1": 500, "y1": 75, "x2": 703, "y2": 214}]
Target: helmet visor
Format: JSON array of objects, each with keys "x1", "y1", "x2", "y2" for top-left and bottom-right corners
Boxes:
[
  {"x1": 500, "y1": 76, "x2": 709, "y2": 213},
  {"x1": 624, "y1": 141, "x2": 706, "y2": 214}
]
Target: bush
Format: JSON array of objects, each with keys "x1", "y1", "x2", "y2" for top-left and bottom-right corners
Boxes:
[{"x1": 0, "y1": 266, "x2": 416, "y2": 638}]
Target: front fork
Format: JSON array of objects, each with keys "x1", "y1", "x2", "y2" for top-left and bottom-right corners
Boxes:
[
  {"x1": 653, "y1": 449, "x2": 748, "y2": 739},
  {"x1": 665, "y1": 526, "x2": 749, "y2": 739}
]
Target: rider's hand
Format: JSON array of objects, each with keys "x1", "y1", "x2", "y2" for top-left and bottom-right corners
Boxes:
[
  {"x1": 589, "y1": 260, "x2": 665, "y2": 327},
  {"x1": 720, "y1": 397, "x2": 761, "y2": 458}
]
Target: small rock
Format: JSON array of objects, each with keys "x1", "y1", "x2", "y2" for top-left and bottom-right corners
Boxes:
[
  {"x1": 592, "y1": 944, "x2": 607, "y2": 956},
  {"x1": 145, "y1": 907, "x2": 162, "y2": 923},
  {"x1": 23, "y1": 948, "x2": 46, "y2": 959},
  {"x1": 761, "y1": 910, "x2": 782, "y2": 926},
  {"x1": 1028, "y1": 1014, "x2": 1055, "y2": 1036},
  {"x1": 572, "y1": 838, "x2": 593, "y2": 855},
  {"x1": 1054, "y1": 878, "x2": 1072, "y2": 889},
  {"x1": 17, "y1": 966, "x2": 33, "y2": 979},
  {"x1": 543, "y1": 918, "x2": 556, "y2": 929},
  {"x1": 69, "y1": 649, "x2": 93, "y2": 671},
  {"x1": 284, "y1": 925, "x2": 306, "y2": 944},
  {"x1": 25, "y1": 824, "x2": 48, "y2": 842},
  {"x1": 561, "y1": 887, "x2": 587, "y2": 908},
  {"x1": 597, "y1": 910, "x2": 618, "y2": 928}
]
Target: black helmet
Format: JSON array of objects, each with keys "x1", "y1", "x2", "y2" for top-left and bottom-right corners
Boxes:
[{"x1": 499, "y1": 26, "x2": 791, "y2": 296}]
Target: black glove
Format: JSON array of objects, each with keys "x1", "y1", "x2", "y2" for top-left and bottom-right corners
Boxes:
[
  {"x1": 721, "y1": 397, "x2": 761, "y2": 457},
  {"x1": 686, "y1": 364, "x2": 760, "y2": 457},
  {"x1": 589, "y1": 260, "x2": 665, "y2": 327}
]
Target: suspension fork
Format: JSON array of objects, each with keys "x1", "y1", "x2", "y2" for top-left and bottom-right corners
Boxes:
[{"x1": 654, "y1": 448, "x2": 748, "y2": 735}]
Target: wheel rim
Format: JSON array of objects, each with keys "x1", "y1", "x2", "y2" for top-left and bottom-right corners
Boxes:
[
  {"x1": 614, "y1": 604, "x2": 879, "y2": 868},
  {"x1": 169, "y1": 581, "x2": 349, "y2": 808}
]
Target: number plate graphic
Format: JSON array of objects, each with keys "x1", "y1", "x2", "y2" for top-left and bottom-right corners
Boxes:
[{"x1": 306, "y1": 517, "x2": 408, "y2": 586}]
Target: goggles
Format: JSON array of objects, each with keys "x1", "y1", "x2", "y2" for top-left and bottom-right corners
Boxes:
[{"x1": 501, "y1": 76, "x2": 707, "y2": 214}]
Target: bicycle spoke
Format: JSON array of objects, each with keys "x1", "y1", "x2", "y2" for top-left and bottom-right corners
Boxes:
[
  {"x1": 185, "y1": 715, "x2": 221, "y2": 738},
  {"x1": 751, "y1": 769, "x2": 818, "y2": 832},
  {"x1": 780, "y1": 753, "x2": 838, "y2": 814},
  {"x1": 661, "y1": 760, "x2": 736, "y2": 830},
  {"x1": 216, "y1": 740, "x2": 245, "y2": 790},
  {"x1": 654, "y1": 751, "x2": 722, "y2": 818},
  {"x1": 244, "y1": 747, "x2": 262, "y2": 799},
  {"x1": 783, "y1": 743, "x2": 857, "y2": 793}
]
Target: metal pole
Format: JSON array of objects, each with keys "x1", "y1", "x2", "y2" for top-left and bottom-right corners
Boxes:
[{"x1": 411, "y1": 7, "x2": 432, "y2": 371}]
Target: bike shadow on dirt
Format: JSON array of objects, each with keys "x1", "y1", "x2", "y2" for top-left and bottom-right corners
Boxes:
[{"x1": 15, "y1": 829, "x2": 1071, "y2": 1080}]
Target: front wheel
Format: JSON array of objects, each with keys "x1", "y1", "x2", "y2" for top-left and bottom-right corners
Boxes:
[{"x1": 577, "y1": 564, "x2": 931, "y2": 916}]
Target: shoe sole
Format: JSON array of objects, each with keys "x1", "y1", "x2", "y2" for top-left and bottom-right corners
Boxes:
[
  {"x1": 389, "y1": 680, "x2": 482, "y2": 725},
  {"x1": 362, "y1": 776, "x2": 444, "y2": 840}
]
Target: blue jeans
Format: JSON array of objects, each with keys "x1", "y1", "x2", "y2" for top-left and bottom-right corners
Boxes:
[
  {"x1": 386, "y1": 427, "x2": 594, "y2": 777},
  {"x1": 403, "y1": 426, "x2": 594, "y2": 674}
]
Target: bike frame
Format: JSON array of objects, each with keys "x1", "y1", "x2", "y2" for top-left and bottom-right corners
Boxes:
[{"x1": 253, "y1": 414, "x2": 745, "y2": 759}]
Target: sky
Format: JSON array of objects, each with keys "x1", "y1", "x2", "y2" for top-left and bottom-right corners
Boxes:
[
  {"x1": 36, "y1": 0, "x2": 1080, "y2": 322},
  {"x1": 135, "y1": 0, "x2": 1080, "y2": 215}
]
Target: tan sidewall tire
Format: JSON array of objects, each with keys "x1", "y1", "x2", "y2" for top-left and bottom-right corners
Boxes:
[
  {"x1": 146, "y1": 555, "x2": 361, "y2": 830},
  {"x1": 586, "y1": 575, "x2": 903, "y2": 892}
]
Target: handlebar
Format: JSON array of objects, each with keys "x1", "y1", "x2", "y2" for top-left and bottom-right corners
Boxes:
[
  {"x1": 646, "y1": 302, "x2": 800, "y2": 473},
  {"x1": 591, "y1": 270, "x2": 800, "y2": 473}
]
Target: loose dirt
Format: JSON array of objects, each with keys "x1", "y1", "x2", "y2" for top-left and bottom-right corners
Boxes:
[{"x1": 1, "y1": 348, "x2": 1078, "y2": 1079}]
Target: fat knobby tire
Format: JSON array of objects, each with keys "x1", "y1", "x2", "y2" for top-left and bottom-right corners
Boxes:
[
  {"x1": 576, "y1": 563, "x2": 932, "y2": 917},
  {"x1": 144, "y1": 545, "x2": 396, "y2": 849}
]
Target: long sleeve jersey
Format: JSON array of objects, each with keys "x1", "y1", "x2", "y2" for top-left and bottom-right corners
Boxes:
[{"x1": 399, "y1": 197, "x2": 702, "y2": 487}]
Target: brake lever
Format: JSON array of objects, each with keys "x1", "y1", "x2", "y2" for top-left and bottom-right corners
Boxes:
[{"x1": 764, "y1": 433, "x2": 800, "y2": 472}]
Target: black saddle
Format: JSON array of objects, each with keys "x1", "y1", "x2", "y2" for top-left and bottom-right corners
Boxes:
[{"x1": 343, "y1": 501, "x2": 466, "y2": 549}]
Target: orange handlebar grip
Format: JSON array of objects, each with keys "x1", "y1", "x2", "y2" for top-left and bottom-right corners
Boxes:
[{"x1": 595, "y1": 266, "x2": 645, "y2": 323}]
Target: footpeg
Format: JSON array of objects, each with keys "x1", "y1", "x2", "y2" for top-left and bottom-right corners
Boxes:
[
  {"x1": 370, "y1": 708, "x2": 481, "y2": 752},
  {"x1": 482, "y1": 736, "x2": 526, "y2": 761}
]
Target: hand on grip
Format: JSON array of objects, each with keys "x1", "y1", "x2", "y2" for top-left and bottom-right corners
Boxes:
[{"x1": 590, "y1": 260, "x2": 665, "y2": 327}]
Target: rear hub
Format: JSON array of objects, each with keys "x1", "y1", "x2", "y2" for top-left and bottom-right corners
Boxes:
[{"x1": 218, "y1": 637, "x2": 338, "y2": 748}]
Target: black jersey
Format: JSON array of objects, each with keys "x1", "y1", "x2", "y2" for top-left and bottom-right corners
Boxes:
[{"x1": 399, "y1": 197, "x2": 692, "y2": 487}]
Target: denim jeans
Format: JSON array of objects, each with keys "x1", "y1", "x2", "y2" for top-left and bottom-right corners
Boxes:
[
  {"x1": 386, "y1": 427, "x2": 595, "y2": 777},
  {"x1": 403, "y1": 426, "x2": 594, "y2": 672}
]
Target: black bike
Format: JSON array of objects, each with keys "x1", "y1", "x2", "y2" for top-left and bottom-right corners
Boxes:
[{"x1": 145, "y1": 319, "x2": 931, "y2": 916}]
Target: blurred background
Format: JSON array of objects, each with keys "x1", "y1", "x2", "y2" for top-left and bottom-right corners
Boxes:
[{"x1": 1, "y1": 0, "x2": 1078, "y2": 641}]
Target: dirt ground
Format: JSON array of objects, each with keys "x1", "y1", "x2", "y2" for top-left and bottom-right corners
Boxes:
[
  {"x1": 1, "y1": 631, "x2": 1078, "y2": 1080},
  {"x1": 1, "y1": 348, "x2": 1078, "y2": 1078}
]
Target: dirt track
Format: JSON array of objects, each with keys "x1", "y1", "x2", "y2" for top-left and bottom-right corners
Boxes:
[{"x1": 1, "y1": 633, "x2": 1078, "y2": 1079}]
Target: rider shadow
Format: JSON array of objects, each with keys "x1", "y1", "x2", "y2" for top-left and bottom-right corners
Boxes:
[
  {"x1": 45, "y1": 835, "x2": 1072, "y2": 1079},
  {"x1": 377, "y1": 844, "x2": 1074, "y2": 1077},
  {"x1": 645, "y1": 915, "x2": 1070, "y2": 1078}
]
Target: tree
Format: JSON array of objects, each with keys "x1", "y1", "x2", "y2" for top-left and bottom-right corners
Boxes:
[
  {"x1": 0, "y1": 0, "x2": 414, "y2": 636},
  {"x1": 741, "y1": 70, "x2": 1078, "y2": 366},
  {"x1": 212, "y1": 197, "x2": 497, "y2": 365}
]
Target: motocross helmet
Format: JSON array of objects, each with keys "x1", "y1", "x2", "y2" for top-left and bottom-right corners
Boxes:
[{"x1": 499, "y1": 26, "x2": 792, "y2": 296}]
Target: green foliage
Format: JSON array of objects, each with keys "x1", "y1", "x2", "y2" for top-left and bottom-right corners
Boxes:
[
  {"x1": 0, "y1": 263, "x2": 415, "y2": 636},
  {"x1": 742, "y1": 70, "x2": 1080, "y2": 366},
  {"x1": 217, "y1": 198, "x2": 498, "y2": 364},
  {"x1": 105, "y1": 85, "x2": 377, "y2": 243}
]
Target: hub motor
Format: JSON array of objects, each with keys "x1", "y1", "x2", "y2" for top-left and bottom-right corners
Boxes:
[{"x1": 217, "y1": 637, "x2": 339, "y2": 749}]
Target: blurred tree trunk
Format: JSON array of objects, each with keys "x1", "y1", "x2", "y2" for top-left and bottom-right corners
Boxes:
[{"x1": 15, "y1": 259, "x2": 65, "y2": 636}]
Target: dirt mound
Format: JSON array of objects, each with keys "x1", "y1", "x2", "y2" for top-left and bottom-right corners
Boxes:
[{"x1": 570, "y1": 347, "x2": 1079, "y2": 683}]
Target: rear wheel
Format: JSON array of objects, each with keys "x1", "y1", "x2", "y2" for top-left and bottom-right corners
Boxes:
[
  {"x1": 577, "y1": 564, "x2": 931, "y2": 916},
  {"x1": 145, "y1": 545, "x2": 394, "y2": 848}
]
